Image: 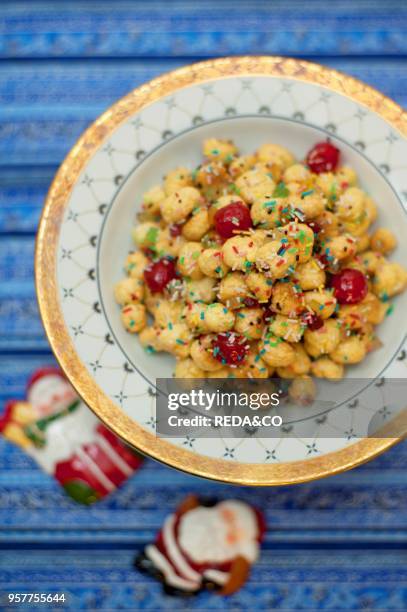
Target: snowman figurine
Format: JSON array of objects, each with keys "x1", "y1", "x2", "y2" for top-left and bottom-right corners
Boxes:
[
  {"x1": 0, "y1": 367, "x2": 143, "y2": 504},
  {"x1": 135, "y1": 494, "x2": 265, "y2": 596}
]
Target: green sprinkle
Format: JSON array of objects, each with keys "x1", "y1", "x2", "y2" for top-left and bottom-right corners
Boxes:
[
  {"x1": 386, "y1": 304, "x2": 394, "y2": 316},
  {"x1": 273, "y1": 182, "x2": 289, "y2": 198},
  {"x1": 301, "y1": 189, "x2": 315, "y2": 198},
  {"x1": 145, "y1": 226, "x2": 158, "y2": 245}
]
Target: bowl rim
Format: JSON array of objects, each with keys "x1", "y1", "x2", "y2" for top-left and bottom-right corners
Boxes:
[{"x1": 35, "y1": 55, "x2": 407, "y2": 485}]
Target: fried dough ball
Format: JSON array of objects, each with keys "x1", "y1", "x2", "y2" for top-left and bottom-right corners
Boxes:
[
  {"x1": 314, "y1": 210, "x2": 340, "y2": 238},
  {"x1": 373, "y1": 262, "x2": 407, "y2": 298},
  {"x1": 342, "y1": 211, "x2": 371, "y2": 237},
  {"x1": 184, "y1": 303, "x2": 209, "y2": 334},
  {"x1": 311, "y1": 356, "x2": 344, "y2": 380},
  {"x1": 194, "y1": 161, "x2": 229, "y2": 201},
  {"x1": 336, "y1": 166, "x2": 358, "y2": 187},
  {"x1": 198, "y1": 247, "x2": 229, "y2": 278},
  {"x1": 174, "y1": 358, "x2": 206, "y2": 379},
  {"x1": 258, "y1": 335, "x2": 296, "y2": 367},
  {"x1": 204, "y1": 303, "x2": 235, "y2": 333},
  {"x1": 177, "y1": 242, "x2": 204, "y2": 280},
  {"x1": 250, "y1": 195, "x2": 281, "y2": 229},
  {"x1": 283, "y1": 163, "x2": 311, "y2": 184},
  {"x1": 182, "y1": 207, "x2": 210, "y2": 241},
  {"x1": 160, "y1": 186, "x2": 201, "y2": 224},
  {"x1": 235, "y1": 169, "x2": 275, "y2": 203},
  {"x1": 114, "y1": 277, "x2": 144, "y2": 305},
  {"x1": 164, "y1": 167, "x2": 192, "y2": 195},
  {"x1": 303, "y1": 290, "x2": 337, "y2": 320},
  {"x1": 329, "y1": 335, "x2": 367, "y2": 365},
  {"x1": 154, "y1": 300, "x2": 184, "y2": 328},
  {"x1": 278, "y1": 222, "x2": 314, "y2": 264},
  {"x1": 217, "y1": 272, "x2": 248, "y2": 308},
  {"x1": 155, "y1": 324, "x2": 191, "y2": 359},
  {"x1": 364, "y1": 196, "x2": 378, "y2": 224},
  {"x1": 257, "y1": 143, "x2": 295, "y2": 169},
  {"x1": 142, "y1": 185, "x2": 165, "y2": 215},
  {"x1": 233, "y1": 350, "x2": 270, "y2": 378},
  {"x1": 203, "y1": 138, "x2": 238, "y2": 163},
  {"x1": 269, "y1": 314, "x2": 304, "y2": 343},
  {"x1": 289, "y1": 192, "x2": 326, "y2": 220},
  {"x1": 155, "y1": 227, "x2": 185, "y2": 258},
  {"x1": 276, "y1": 343, "x2": 311, "y2": 377},
  {"x1": 324, "y1": 234, "x2": 357, "y2": 261},
  {"x1": 255, "y1": 240, "x2": 296, "y2": 279},
  {"x1": 288, "y1": 376, "x2": 316, "y2": 406},
  {"x1": 360, "y1": 250, "x2": 386, "y2": 275},
  {"x1": 234, "y1": 307, "x2": 264, "y2": 340},
  {"x1": 295, "y1": 258, "x2": 326, "y2": 291},
  {"x1": 336, "y1": 187, "x2": 365, "y2": 221},
  {"x1": 337, "y1": 293, "x2": 387, "y2": 330},
  {"x1": 245, "y1": 271, "x2": 273, "y2": 303},
  {"x1": 229, "y1": 154, "x2": 256, "y2": 178},
  {"x1": 184, "y1": 277, "x2": 216, "y2": 303},
  {"x1": 222, "y1": 235, "x2": 260, "y2": 271},
  {"x1": 303, "y1": 319, "x2": 341, "y2": 357},
  {"x1": 354, "y1": 233, "x2": 370, "y2": 254},
  {"x1": 190, "y1": 338, "x2": 223, "y2": 372},
  {"x1": 132, "y1": 221, "x2": 161, "y2": 249},
  {"x1": 369, "y1": 228, "x2": 397, "y2": 255},
  {"x1": 271, "y1": 281, "x2": 305, "y2": 317},
  {"x1": 139, "y1": 326, "x2": 162, "y2": 352},
  {"x1": 121, "y1": 303, "x2": 147, "y2": 333},
  {"x1": 124, "y1": 251, "x2": 149, "y2": 279}
]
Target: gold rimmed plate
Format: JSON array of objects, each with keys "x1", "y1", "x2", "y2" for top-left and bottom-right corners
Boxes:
[{"x1": 36, "y1": 57, "x2": 407, "y2": 485}]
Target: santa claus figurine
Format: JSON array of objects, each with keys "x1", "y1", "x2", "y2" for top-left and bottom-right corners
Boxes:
[
  {"x1": 0, "y1": 367, "x2": 143, "y2": 504},
  {"x1": 135, "y1": 494, "x2": 265, "y2": 596}
]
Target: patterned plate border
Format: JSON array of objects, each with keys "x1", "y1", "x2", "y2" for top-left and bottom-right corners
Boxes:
[{"x1": 35, "y1": 56, "x2": 407, "y2": 485}]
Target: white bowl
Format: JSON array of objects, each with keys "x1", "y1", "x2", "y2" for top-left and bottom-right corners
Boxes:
[{"x1": 36, "y1": 57, "x2": 407, "y2": 485}]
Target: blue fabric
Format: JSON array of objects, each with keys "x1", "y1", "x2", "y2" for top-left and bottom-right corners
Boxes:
[{"x1": 0, "y1": 1, "x2": 406, "y2": 609}]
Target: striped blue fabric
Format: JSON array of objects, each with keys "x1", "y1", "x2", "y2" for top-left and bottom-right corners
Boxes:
[{"x1": 0, "y1": 1, "x2": 406, "y2": 609}]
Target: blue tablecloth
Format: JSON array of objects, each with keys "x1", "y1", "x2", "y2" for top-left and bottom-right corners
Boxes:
[{"x1": 0, "y1": 2, "x2": 406, "y2": 609}]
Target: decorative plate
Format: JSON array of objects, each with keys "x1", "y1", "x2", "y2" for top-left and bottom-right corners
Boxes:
[{"x1": 36, "y1": 57, "x2": 407, "y2": 485}]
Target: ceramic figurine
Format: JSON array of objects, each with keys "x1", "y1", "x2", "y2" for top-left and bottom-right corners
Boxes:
[
  {"x1": 0, "y1": 367, "x2": 143, "y2": 504},
  {"x1": 135, "y1": 494, "x2": 265, "y2": 596}
]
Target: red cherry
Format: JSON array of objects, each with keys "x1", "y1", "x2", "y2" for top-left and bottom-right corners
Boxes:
[
  {"x1": 302, "y1": 311, "x2": 324, "y2": 331},
  {"x1": 214, "y1": 201, "x2": 252, "y2": 238},
  {"x1": 263, "y1": 307, "x2": 276, "y2": 323},
  {"x1": 307, "y1": 220, "x2": 322, "y2": 235},
  {"x1": 243, "y1": 297, "x2": 259, "y2": 308},
  {"x1": 169, "y1": 223, "x2": 182, "y2": 237},
  {"x1": 306, "y1": 141, "x2": 340, "y2": 174},
  {"x1": 212, "y1": 333, "x2": 249, "y2": 366},
  {"x1": 144, "y1": 258, "x2": 177, "y2": 293},
  {"x1": 331, "y1": 268, "x2": 368, "y2": 304}
]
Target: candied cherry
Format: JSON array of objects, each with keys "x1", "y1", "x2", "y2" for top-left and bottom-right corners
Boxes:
[
  {"x1": 243, "y1": 297, "x2": 259, "y2": 308},
  {"x1": 169, "y1": 223, "x2": 182, "y2": 237},
  {"x1": 212, "y1": 332, "x2": 249, "y2": 366},
  {"x1": 331, "y1": 268, "x2": 368, "y2": 304},
  {"x1": 214, "y1": 201, "x2": 252, "y2": 238},
  {"x1": 301, "y1": 311, "x2": 324, "y2": 331},
  {"x1": 144, "y1": 258, "x2": 177, "y2": 293},
  {"x1": 306, "y1": 141, "x2": 340, "y2": 174},
  {"x1": 263, "y1": 306, "x2": 276, "y2": 324},
  {"x1": 307, "y1": 220, "x2": 322, "y2": 235}
]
